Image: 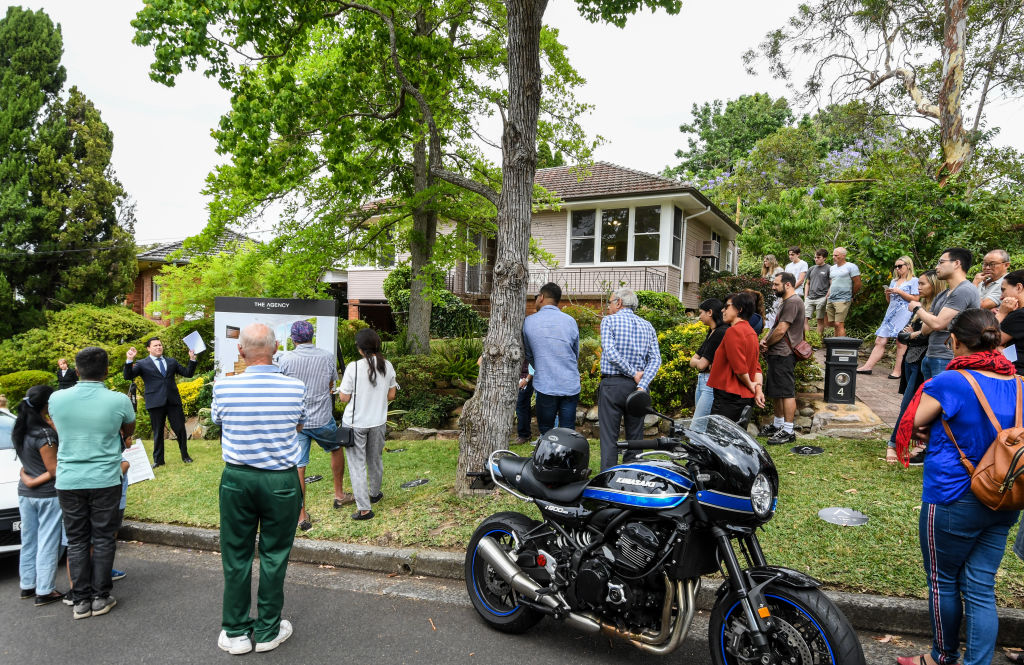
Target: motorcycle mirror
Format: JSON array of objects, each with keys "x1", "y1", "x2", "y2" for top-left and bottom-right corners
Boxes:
[{"x1": 625, "y1": 390, "x2": 653, "y2": 417}]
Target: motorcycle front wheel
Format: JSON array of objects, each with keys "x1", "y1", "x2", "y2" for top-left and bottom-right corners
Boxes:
[
  {"x1": 709, "y1": 584, "x2": 865, "y2": 665},
  {"x1": 464, "y1": 512, "x2": 544, "y2": 634}
]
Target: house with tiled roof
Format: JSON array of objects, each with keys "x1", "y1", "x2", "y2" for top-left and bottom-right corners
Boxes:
[
  {"x1": 343, "y1": 162, "x2": 739, "y2": 321},
  {"x1": 127, "y1": 230, "x2": 256, "y2": 324}
]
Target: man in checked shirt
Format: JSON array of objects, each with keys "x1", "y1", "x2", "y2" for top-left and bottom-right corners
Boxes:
[{"x1": 598, "y1": 288, "x2": 662, "y2": 470}]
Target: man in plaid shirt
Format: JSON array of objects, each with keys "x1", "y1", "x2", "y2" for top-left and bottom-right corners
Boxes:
[{"x1": 598, "y1": 288, "x2": 661, "y2": 470}]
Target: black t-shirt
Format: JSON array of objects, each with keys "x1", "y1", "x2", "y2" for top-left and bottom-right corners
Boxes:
[
  {"x1": 1000, "y1": 309, "x2": 1024, "y2": 374},
  {"x1": 696, "y1": 324, "x2": 729, "y2": 371}
]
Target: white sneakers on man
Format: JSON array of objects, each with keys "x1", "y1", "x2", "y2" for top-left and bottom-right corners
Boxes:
[
  {"x1": 255, "y1": 619, "x2": 293, "y2": 653},
  {"x1": 218, "y1": 631, "x2": 253, "y2": 655}
]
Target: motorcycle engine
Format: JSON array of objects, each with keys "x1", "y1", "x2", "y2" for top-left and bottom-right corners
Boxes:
[{"x1": 613, "y1": 523, "x2": 661, "y2": 574}]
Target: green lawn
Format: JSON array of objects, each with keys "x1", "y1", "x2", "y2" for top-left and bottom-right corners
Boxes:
[{"x1": 124, "y1": 436, "x2": 1024, "y2": 607}]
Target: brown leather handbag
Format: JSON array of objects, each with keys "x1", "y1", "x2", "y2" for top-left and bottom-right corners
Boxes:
[
  {"x1": 941, "y1": 370, "x2": 1024, "y2": 511},
  {"x1": 785, "y1": 335, "x2": 814, "y2": 362}
]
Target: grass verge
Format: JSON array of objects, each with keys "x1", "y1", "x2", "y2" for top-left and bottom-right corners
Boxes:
[{"x1": 124, "y1": 436, "x2": 1024, "y2": 607}]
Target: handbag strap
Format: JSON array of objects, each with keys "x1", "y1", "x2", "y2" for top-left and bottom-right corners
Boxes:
[
  {"x1": 942, "y1": 419, "x2": 977, "y2": 475},
  {"x1": 955, "y1": 369, "x2": 1023, "y2": 429}
]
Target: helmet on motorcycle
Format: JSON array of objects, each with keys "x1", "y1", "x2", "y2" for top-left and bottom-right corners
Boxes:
[{"x1": 531, "y1": 428, "x2": 590, "y2": 484}]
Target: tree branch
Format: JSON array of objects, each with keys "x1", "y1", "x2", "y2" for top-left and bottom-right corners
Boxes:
[{"x1": 431, "y1": 167, "x2": 499, "y2": 205}]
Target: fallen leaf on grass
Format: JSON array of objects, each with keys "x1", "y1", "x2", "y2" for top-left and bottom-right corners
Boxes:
[
  {"x1": 428, "y1": 618, "x2": 437, "y2": 631},
  {"x1": 387, "y1": 572, "x2": 399, "y2": 578},
  {"x1": 317, "y1": 564, "x2": 336, "y2": 569},
  {"x1": 844, "y1": 488, "x2": 858, "y2": 494},
  {"x1": 787, "y1": 471, "x2": 797, "y2": 475},
  {"x1": 873, "y1": 635, "x2": 893, "y2": 643}
]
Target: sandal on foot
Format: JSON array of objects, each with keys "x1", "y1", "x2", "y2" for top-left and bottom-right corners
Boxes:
[
  {"x1": 333, "y1": 493, "x2": 355, "y2": 508},
  {"x1": 885, "y1": 448, "x2": 899, "y2": 464},
  {"x1": 896, "y1": 656, "x2": 928, "y2": 665},
  {"x1": 298, "y1": 517, "x2": 313, "y2": 532},
  {"x1": 1006, "y1": 650, "x2": 1024, "y2": 664}
]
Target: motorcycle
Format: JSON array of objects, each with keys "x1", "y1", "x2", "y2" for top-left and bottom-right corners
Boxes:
[{"x1": 464, "y1": 392, "x2": 865, "y2": 665}]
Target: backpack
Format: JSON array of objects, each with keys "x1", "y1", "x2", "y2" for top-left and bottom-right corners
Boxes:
[{"x1": 941, "y1": 370, "x2": 1024, "y2": 511}]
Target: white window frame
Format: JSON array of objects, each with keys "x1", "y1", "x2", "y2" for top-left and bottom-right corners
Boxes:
[{"x1": 565, "y1": 200, "x2": 670, "y2": 267}]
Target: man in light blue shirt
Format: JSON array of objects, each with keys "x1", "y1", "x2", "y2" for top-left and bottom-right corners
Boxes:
[
  {"x1": 50, "y1": 346, "x2": 135, "y2": 619},
  {"x1": 523, "y1": 282, "x2": 580, "y2": 434}
]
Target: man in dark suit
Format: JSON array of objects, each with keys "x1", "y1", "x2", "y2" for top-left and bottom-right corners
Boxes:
[{"x1": 124, "y1": 337, "x2": 197, "y2": 466}]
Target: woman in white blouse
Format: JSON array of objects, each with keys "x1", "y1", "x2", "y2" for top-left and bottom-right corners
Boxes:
[{"x1": 338, "y1": 329, "x2": 398, "y2": 521}]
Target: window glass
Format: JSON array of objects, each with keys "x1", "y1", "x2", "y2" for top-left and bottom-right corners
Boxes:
[
  {"x1": 571, "y1": 210, "x2": 595, "y2": 264},
  {"x1": 672, "y1": 207, "x2": 683, "y2": 267},
  {"x1": 633, "y1": 205, "x2": 660, "y2": 262},
  {"x1": 601, "y1": 208, "x2": 629, "y2": 262}
]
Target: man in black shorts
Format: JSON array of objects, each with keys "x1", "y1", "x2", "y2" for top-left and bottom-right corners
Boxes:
[{"x1": 759, "y1": 272, "x2": 805, "y2": 445}]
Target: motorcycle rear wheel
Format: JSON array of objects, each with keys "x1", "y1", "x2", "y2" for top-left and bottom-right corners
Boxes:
[
  {"x1": 709, "y1": 584, "x2": 865, "y2": 665},
  {"x1": 464, "y1": 512, "x2": 544, "y2": 634}
]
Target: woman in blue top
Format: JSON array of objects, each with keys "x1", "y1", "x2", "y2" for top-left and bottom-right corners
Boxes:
[
  {"x1": 898, "y1": 309, "x2": 1021, "y2": 665},
  {"x1": 857, "y1": 255, "x2": 919, "y2": 377}
]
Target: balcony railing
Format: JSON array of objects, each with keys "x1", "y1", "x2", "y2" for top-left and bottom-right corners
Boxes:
[{"x1": 528, "y1": 267, "x2": 666, "y2": 296}]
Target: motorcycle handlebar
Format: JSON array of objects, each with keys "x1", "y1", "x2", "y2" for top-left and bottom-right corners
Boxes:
[{"x1": 616, "y1": 437, "x2": 679, "y2": 451}]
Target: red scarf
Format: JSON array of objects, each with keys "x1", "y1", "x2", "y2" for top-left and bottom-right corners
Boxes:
[{"x1": 894, "y1": 350, "x2": 1016, "y2": 467}]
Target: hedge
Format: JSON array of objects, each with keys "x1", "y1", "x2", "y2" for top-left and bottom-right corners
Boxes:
[{"x1": 0, "y1": 370, "x2": 57, "y2": 405}]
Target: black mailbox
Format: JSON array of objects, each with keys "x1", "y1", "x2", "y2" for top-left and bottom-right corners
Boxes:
[{"x1": 823, "y1": 337, "x2": 862, "y2": 404}]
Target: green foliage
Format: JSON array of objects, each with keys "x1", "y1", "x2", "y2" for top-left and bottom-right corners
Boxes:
[
  {"x1": 389, "y1": 353, "x2": 459, "y2": 429},
  {"x1": 0, "y1": 305, "x2": 161, "y2": 375},
  {"x1": 635, "y1": 289, "x2": 690, "y2": 333},
  {"x1": 794, "y1": 358, "x2": 824, "y2": 390},
  {"x1": 337, "y1": 319, "x2": 370, "y2": 365},
  {"x1": 388, "y1": 286, "x2": 488, "y2": 338},
  {"x1": 433, "y1": 337, "x2": 483, "y2": 384},
  {"x1": 562, "y1": 303, "x2": 601, "y2": 339},
  {"x1": 699, "y1": 275, "x2": 776, "y2": 316},
  {"x1": 649, "y1": 322, "x2": 708, "y2": 413},
  {"x1": 0, "y1": 8, "x2": 136, "y2": 335},
  {"x1": 665, "y1": 93, "x2": 793, "y2": 178},
  {"x1": 577, "y1": 337, "x2": 602, "y2": 406},
  {"x1": 0, "y1": 370, "x2": 57, "y2": 404},
  {"x1": 153, "y1": 318, "x2": 216, "y2": 375}
]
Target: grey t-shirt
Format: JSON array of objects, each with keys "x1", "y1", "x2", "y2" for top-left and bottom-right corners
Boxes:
[
  {"x1": 17, "y1": 427, "x2": 58, "y2": 498},
  {"x1": 926, "y1": 280, "x2": 981, "y2": 359},
  {"x1": 805, "y1": 264, "x2": 831, "y2": 300},
  {"x1": 977, "y1": 276, "x2": 1004, "y2": 308},
  {"x1": 766, "y1": 294, "x2": 806, "y2": 356}
]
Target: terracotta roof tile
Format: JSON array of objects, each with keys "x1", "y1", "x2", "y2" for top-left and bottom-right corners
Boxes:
[{"x1": 534, "y1": 161, "x2": 694, "y2": 201}]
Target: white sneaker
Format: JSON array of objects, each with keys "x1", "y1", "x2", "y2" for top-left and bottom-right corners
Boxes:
[
  {"x1": 254, "y1": 619, "x2": 293, "y2": 653},
  {"x1": 218, "y1": 631, "x2": 253, "y2": 655}
]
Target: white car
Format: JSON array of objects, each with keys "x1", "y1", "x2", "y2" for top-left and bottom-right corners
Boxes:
[{"x1": 0, "y1": 410, "x2": 22, "y2": 554}]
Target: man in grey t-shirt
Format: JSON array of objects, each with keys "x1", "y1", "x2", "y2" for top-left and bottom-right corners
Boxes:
[
  {"x1": 909, "y1": 247, "x2": 980, "y2": 380},
  {"x1": 804, "y1": 248, "x2": 830, "y2": 334},
  {"x1": 972, "y1": 249, "x2": 1010, "y2": 310}
]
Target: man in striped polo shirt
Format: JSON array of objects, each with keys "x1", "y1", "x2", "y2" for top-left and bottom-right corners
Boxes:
[
  {"x1": 211, "y1": 323, "x2": 305, "y2": 655},
  {"x1": 279, "y1": 320, "x2": 350, "y2": 531}
]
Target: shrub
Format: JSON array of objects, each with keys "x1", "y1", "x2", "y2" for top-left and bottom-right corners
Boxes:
[
  {"x1": 149, "y1": 318, "x2": 216, "y2": 375},
  {"x1": 648, "y1": 322, "x2": 708, "y2": 413},
  {"x1": 577, "y1": 337, "x2": 602, "y2": 407},
  {"x1": 433, "y1": 337, "x2": 483, "y2": 384},
  {"x1": 699, "y1": 274, "x2": 777, "y2": 315},
  {"x1": 383, "y1": 263, "x2": 487, "y2": 338},
  {"x1": 636, "y1": 290, "x2": 682, "y2": 311},
  {"x1": 338, "y1": 319, "x2": 370, "y2": 365},
  {"x1": 0, "y1": 370, "x2": 57, "y2": 404},
  {"x1": 562, "y1": 303, "x2": 601, "y2": 339},
  {"x1": 177, "y1": 376, "x2": 207, "y2": 417},
  {"x1": 635, "y1": 290, "x2": 691, "y2": 333}
]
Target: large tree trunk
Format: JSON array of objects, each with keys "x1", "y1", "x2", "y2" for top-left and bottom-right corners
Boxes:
[
  {"x1": 937, "y1": 0, "x2": 971, "y2": 183},
  {"x1": 454, "y1": 0, "x2": 546, "y2": 494},
  {"x1": 407, "y1": 138, "x2": 436, "y2": 354}
]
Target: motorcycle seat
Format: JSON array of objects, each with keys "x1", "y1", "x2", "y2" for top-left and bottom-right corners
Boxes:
[{"x1": 496, "y1": 456, "x2": 588, "y2": 504}]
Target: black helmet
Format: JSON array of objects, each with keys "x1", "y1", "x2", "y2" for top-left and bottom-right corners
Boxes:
[{"x1": 531, "y1": 428, "x2": 590, "y2": 484}]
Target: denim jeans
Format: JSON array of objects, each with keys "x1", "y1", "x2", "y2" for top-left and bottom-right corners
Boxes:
[
  {"x1": 18, "y1": 495, "x2": 63, "y2": 595},
  {"x1": 516, "y1": 382, "x2": 534, "y2": 439},
  {"x1": 888, "y1": 360, "x2": 924, "y2": 448},
  {"x1": 534, "y1": 391, "x2": 579, "y2": 435},
  {"x1": 58, "y1": 485, "x2": 122, "y2": 602},
  {"x1": 921, "y1": 355, "x2": 950, "y2": 381},
  {"x1": 296, "y1": 420, "x2": 341, "y2": 467},
  {"x1": 919, "y1": 494, "x2": 1020, "y2": 665},
  {"x1": 694, "y1": 373, "x2": 714, "y2": 420}
]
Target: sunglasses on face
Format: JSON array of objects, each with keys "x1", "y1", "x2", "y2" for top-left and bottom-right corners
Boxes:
[
  {"x1": 894, "y1": 263, "x2": 905, "y2": 269},
  {"x1": 983, "y1": 261, "x2": 1008, "y2": 267}
]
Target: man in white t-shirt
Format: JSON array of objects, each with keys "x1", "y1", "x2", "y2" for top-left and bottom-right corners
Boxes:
[
  {"x1": 784, "y1": 246, "x2": 809, "y2": 290},
  {"x1": 825, "y1": 247, "x2": 861, "y2": 338}
]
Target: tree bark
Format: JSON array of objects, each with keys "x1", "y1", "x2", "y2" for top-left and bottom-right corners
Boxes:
[
  {"x1": 454, "y1": 0, "x2": 546, "y2": 494},
  {"x1": 937, "y1": 0, "x2": 971, "y2": 183},
  {"x1": 407, "y1": 137, "x2": 436, "y2": 354}
]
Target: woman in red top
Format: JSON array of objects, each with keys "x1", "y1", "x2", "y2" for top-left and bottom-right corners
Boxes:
[{"x1": 708, "y1": 291, "x2": 766, "y2": 422}]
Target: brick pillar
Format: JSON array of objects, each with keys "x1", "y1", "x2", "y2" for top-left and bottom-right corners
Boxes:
[{"x1": 348, "y1": 300, "x2": 360, "y2": 320}]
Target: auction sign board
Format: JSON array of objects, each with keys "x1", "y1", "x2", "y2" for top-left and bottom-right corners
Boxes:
[{"x1": 213, "y1": 297, "x2": 338, "y2": 378}]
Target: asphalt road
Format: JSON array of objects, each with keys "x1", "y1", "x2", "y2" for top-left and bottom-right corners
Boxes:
[{"x1": 0, "y1": 541, "x2": 928, "y2": 664}]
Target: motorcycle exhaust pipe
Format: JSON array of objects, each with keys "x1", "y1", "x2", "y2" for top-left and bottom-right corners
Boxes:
[{"x1": 476, "y1": 536, "x2": 600, "y2": 634}]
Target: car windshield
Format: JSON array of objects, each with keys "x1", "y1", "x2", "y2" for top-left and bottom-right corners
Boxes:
[{"x1": 0, "y1": 414, "x2": 14, "y2": 450}]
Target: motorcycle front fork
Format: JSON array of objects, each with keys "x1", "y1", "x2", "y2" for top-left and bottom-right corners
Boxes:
[{"x1": 713, "y1": 527, "x2": 775, "y2": 654}]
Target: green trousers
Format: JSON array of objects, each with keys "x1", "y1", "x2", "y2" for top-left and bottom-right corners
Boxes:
[{"x1": 219, "y1": 463, "x2": 302, "y2": 642}]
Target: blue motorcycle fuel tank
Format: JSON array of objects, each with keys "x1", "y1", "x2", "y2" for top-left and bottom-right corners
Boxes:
[{"x1": 582, "y1": 461, "x2": 693, "y2": 510}]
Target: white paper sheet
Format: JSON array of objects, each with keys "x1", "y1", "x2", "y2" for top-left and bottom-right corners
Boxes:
[
  {"x1": 183, "y1": 330, "x2": 206, "y2": 354},
  {"x1": 1004, "y1": 344, "x2": 1018, "y2": 363},
  {"x1": 124, "y1": 439, "x2": 156, "y2": 485}
]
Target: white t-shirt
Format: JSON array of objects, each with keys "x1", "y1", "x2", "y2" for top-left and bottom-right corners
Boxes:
[
  {"x1": 340, "y1": 358, "x2": 399, "y2": 428},
  {"x1": 784, "y1": 260, "x2": 808, "y2": 285}
]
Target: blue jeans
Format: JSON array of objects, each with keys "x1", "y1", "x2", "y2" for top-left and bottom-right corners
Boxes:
[
  {"x1": 694, "y1": 372, "x2": 714, "y2": 420},
  {"x1": 921, "y1": 355, "x2": 950, "y2": 381},
  {"x1": 889, "y1": 360, "x2": 924, "y2": 447},
  {"x1": 535, "y1": 392, "x2": 579, "y2": 435},
  {"x1": 516, "y1": 382, "x2": 534, "y2": 439},
  {"x1": 919, "y1": 494, "x2": 1020, "y2": 665},
  {"x1": 18, "y1": 495, "x2": 63, "y2": 595},
  {"x1": 296, "y1": 420, "x2": 340, "y2": 467}
]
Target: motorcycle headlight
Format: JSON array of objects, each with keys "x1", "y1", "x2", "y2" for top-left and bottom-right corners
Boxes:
[{"x1": 750, "y1": 473, "x2": 774, "y2": 518}]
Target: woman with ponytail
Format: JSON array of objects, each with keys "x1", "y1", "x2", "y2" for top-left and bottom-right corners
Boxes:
[
  {"x1": 337, "y1": 329, "x2": 398, "y2": 521},
  {"x1": 896, "y1": 309, "x2": 1021, "y2": 665},
  {"x1": 12, "y1": 384, "x2": 66, "y2": 606}
]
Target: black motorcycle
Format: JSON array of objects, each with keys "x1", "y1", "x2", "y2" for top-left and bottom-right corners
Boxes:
[{"x1": 464, "y1": 392, "x2": 865, "y2": 665}]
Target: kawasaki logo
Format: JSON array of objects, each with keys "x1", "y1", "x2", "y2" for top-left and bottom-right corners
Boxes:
[{"x1": 618, "y1": 477, "x2": 659, "y2": 488}]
